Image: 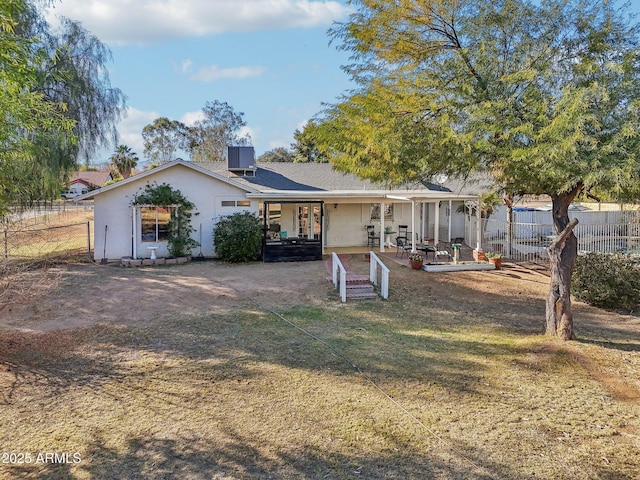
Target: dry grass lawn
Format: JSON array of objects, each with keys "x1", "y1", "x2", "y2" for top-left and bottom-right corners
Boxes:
[{"x1": 0, "y1": 256, "x2": 638, "y2": 479}]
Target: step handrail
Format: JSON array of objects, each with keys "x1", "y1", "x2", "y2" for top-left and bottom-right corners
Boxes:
[
  {"x1": 369, "y1": 251, "x2": 390, "y2": 299},
  {"x1": 331, "y1": 252, "x2": 347, "y2": 302}
]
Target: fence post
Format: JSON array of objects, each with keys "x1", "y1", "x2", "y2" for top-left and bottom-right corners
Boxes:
[{"x1": 87, "y1": 221, "x2": 91, "y2": 259}]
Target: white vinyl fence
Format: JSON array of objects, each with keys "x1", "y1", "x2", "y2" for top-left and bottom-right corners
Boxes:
[{"x1": 466, "y1": 209, "x2": 640, "y2": 263}]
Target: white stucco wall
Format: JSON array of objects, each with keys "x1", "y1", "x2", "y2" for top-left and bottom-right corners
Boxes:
[
  {"x1": 93, "y1": 164, "x2": 256, "y2": 260},
  {"x1": 324, "y1": 201, "x2": 424, "y2": 247},
  {"x1": 323, "y1": 200, "x2": 468, "y2": 248}
]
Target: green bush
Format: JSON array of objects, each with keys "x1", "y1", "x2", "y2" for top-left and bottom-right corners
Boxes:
[
  {"x1": 572, "y1": 252, "x2": 640, "y2": 309},
  {"x1": 213, "y1": 212, "x2": 262, "y2": 262}
]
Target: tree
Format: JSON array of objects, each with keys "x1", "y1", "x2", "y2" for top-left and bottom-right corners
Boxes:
[
  {"x1": 0, "y1": 0, "x2": 125, "y2": 213},
  {"x1": 257, "y1": 147, "x2": 294, "y2": 162},
  {"x1": 142, "y1": 117, "x2": 189, "y2": 164},
  {"x1": 316, "y1": 0, "x2": 640, "y2": 340},
  {"x1": 35, "y1": 17, "x2": 126, "y2": 167},
  {"x1": 188, "y1": 100, "x2": 251, "y2": 162},
  {"x1": 291, "y1": 121, "x2": 329, "y2": 163},
  {"x1": 0, "y1": 0, "x2": 75, "y2": 214},
  {"x1": 109, "y1": 145, "x2": 138, "y2": 179}
]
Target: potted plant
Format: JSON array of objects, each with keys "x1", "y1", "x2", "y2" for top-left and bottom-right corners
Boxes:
[
  {"x1": 485, "y1": 252, "x2": 503, "y2": 269},
  {"x1": 408, "y1": 253, "x2": 424, "y2": 270}
]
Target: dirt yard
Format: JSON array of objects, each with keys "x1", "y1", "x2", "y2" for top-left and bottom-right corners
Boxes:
[
  {"x1": 2, "y1": 256, "x2": 639, "y2": 404},
  {"x1": 1, "y1": 256, "x2": 639, "y2": 479},
  {"x1": 0, "y1": 255, "x2": 543, "y2": 331}
]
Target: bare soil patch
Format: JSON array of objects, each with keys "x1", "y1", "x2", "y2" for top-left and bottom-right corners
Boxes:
[{"x1": 1, "y1": 257, "x2": 639, "y2": 479}]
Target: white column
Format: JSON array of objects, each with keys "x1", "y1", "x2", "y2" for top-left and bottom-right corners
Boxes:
[
  {"x1": 379, "y1": 201, "x2": 385, "y2": 253},
  {"x1": 434, "y1": 201, "x2": 440, "y2": 246},
  {"x1": 448, "y1": 200, "x2": 453, "y2": 242},
  {"x1": 410, "y1": 199, "x2": 416, "y2": 251},
  {"x1": 476, "y1": 200, "x2": 482, "y2": 250}
]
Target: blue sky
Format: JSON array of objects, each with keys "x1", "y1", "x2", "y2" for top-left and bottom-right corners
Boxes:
[{"x1": 44, "y1": 0, "x2": 354, "y2": 164}]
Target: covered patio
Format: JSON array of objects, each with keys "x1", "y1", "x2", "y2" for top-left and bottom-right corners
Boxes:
[{"x1": 251, "y1": 190, "x2": 484, "y2": 260}]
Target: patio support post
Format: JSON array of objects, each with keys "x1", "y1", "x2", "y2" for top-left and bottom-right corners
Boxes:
[
  {"x1": 448, "y1": 200, "x2": 453, "y2": 242},
  {"x1": 411, "y1": 199, "x2": 416, "y2": 251},
  {"x1": 322, "y1": 204, "x2": 326, "y2": 256},
  {"x1": 420, "y1": 202, "x2": 426, "y2": 242},
  {"x1": 434, "y1": 201, "x2": 440, "y2": 246},
  {"x1": 379, "y1": 201, "x2": 385, "y2": 252},
  {"x1": 476, "y1": 201, "x2": 482, "y2": 250}
]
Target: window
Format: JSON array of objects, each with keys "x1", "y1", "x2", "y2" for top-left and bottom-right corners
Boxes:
[
  {"x1": 370, "y1": 203, "x2": 393, "y2": 220},
  {"x1": 221, "y1": 200, "x2": 251, "y2": 207},
  {"x1": 141, "y1": 206, "x2": 172, "y2": 242}
]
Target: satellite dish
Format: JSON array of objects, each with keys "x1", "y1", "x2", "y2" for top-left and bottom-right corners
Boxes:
[{"x1": 435, "y1": 174, "x2": 448, "y2": 184}]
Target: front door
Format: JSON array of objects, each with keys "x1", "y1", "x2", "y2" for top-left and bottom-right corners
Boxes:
[{"x1": 298, "y1": 205, "x2": 321, "y2": 239}]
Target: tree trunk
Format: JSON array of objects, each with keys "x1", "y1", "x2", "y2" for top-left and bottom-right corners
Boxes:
[{"x1": 545, "y1": 191, "x2": 580, "y2": 340}]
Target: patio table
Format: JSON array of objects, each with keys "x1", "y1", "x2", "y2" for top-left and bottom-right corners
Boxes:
[{"x1": 384, "y1": 231, "x2": 397, "y2": 247}]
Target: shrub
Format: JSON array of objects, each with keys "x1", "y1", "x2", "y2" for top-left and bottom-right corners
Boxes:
[
  {"x1": 572, "y1": 252, "x2": 640, "y2": 310},
  {"x1": 213, "y1": 212, "x2": 262, "y2": 262}
]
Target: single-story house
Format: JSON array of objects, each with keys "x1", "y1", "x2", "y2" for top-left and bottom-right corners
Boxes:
[
  {"x1": 63, "y1": 171, "x2": 112, "y2": 198},
  {"x1": 76, "y1": 152, "x2": 486, "y2": 261}
]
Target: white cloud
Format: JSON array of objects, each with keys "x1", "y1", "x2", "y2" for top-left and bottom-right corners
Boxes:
[
  {"x1": 45, "y1": 0, "x2": 352, "y2": 45},
  {"x1": 180, "y1": 59, "x2": 193, "y2": 73},
  {"x1": 117, "y1": 108, "x2": 159, "y2": 154},
  {"x1": 239, "y1": 125, "x2": 255, "y2": 144},
  {"x1": 189, "y1": 64, "x2": 266, "y2": 82},
  {"x1": 180, "y1": 110, "x2": 205, "y2": 126}
]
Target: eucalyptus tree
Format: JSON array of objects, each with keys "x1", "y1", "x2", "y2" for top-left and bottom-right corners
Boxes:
[
  {"x1": 315, "y1": 0, "x2": 640, "y2": 339},
  {"x1": 257, "y1": 147, "x2": 294, "y2": 162},
  {"x1": 188, "y1": 100, "x2": 251, "y2": 162},
  {"x1": 142, "y1": 117, "x2": 189, "y2": 164}
]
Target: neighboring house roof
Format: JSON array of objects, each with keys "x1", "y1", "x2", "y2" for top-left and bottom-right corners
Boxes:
[{"x1": 70, "y1": 171, "x2": 112, "y2": 188}]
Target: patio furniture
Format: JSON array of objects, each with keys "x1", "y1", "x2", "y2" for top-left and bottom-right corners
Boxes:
[
  {"x1": 416, "y1": 243, "x2": 437, "y2": 262},
  {"x1": 366, "y1": 225, "x2": 381, "y2": 248},
  {"x1": 384, "y1": 230, "x2": 397, "y2": 247},
  {"x1": 396, "y1": 236, "x2": 412, "y2": 258},
  {"x1": 434, "y1": 242, "x2": 452, "y2": 262},
  {"x1": 398, "y1": 225, "x2": 409, "y2": 241}
]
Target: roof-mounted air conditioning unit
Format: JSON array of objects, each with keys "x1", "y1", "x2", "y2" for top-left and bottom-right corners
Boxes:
[{"x1": 228, "y1": 146, "x2": 256, "y2": 175}]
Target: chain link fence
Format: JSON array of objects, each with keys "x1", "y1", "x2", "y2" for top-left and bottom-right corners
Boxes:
[
  {"x1": 2, "y1": 222, "x2": 92, "y2": 271},
  {"x1": 1, "y1": 203, "x2": 94, "y2": 273}
]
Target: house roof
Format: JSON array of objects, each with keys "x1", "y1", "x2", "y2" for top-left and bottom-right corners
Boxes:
[
  {"x1": 75, "y1": 159, "x2": 486, "y2": 202},
  {"x1": 74, "y1": 160, "x2": 259, "y2": 200},
  {"x1": 70, "y1": 171, "x2": 112, "y2": 188},
  {"x1": 196, "y1": 162, "x2": 487, "y2": 199}
]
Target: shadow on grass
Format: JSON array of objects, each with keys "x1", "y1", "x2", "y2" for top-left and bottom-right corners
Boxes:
[
  {"x1": 59, "y1": 428, "x2": 526, "y2": 480},
  {"x1": 2, "y1": 261, "x2": 638, "y2": 479}
]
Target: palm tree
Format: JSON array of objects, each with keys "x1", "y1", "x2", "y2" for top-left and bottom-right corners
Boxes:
[{"x1": 109, "y1": 145, "x2": 139, "y2": 179}]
